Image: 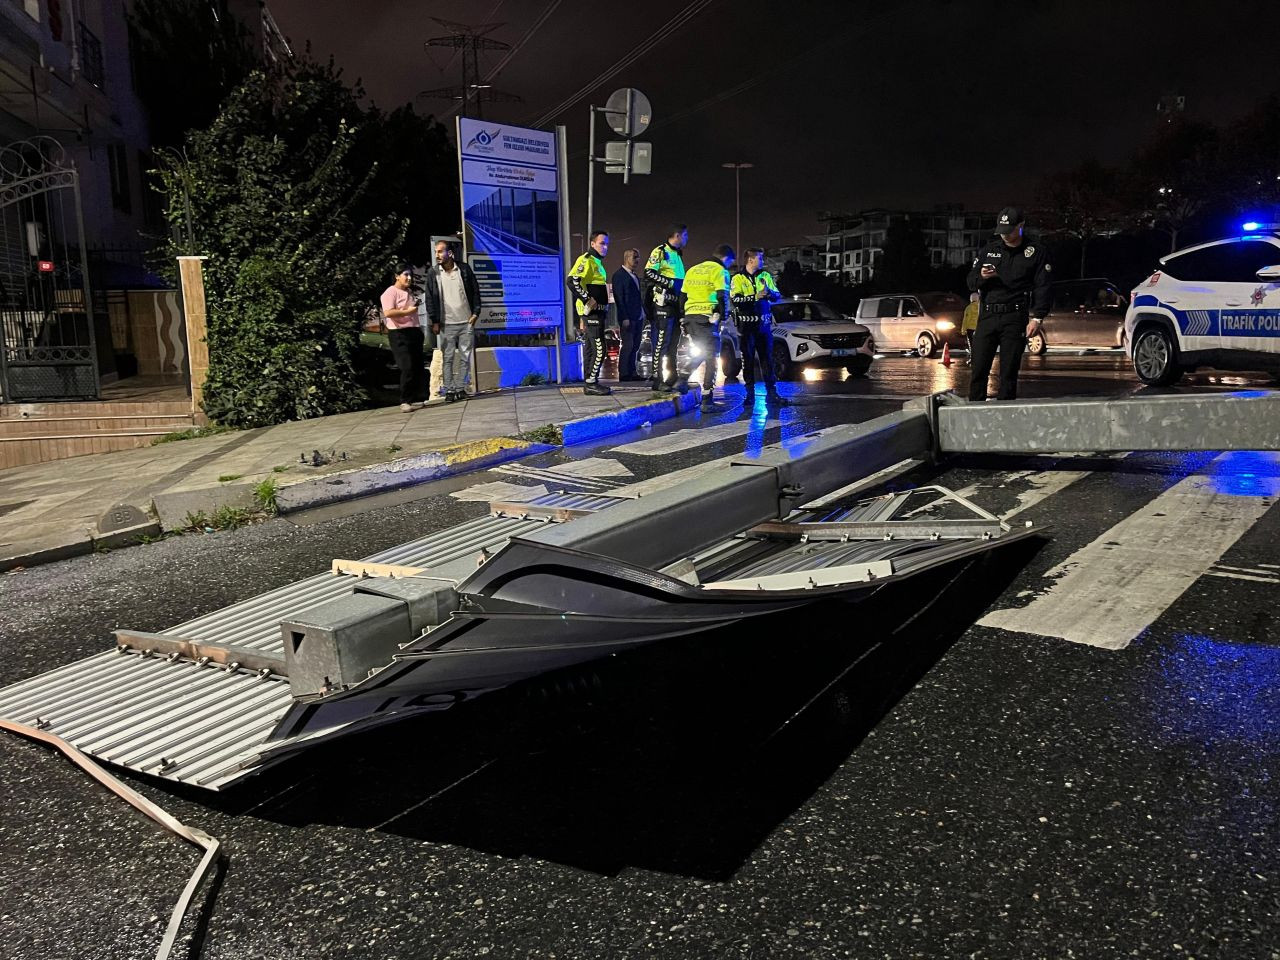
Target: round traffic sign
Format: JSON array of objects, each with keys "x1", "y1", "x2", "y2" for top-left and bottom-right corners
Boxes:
[{"x1": 604, "y1": 88, "x2": 652, "y2": 138}]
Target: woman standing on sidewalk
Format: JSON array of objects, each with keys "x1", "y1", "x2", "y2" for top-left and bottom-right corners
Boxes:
[{"x1": 381, "y1": 265, "x2": 427, "y2": 412}]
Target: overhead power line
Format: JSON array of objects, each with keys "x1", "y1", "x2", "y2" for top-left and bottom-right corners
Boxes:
[
  {"x1": 528, "y1": 0, "x2": 720, "y2": 129},
  {"x1": 440, "y1": 0, "x2": 563, "y2": 121}
]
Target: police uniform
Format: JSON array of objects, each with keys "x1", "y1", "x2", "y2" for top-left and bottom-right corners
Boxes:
[
  {"x1": 730, "y1": 265, "x2": 781, "y2": 396},
  {"x1": 567, "y1": 248, "x2": 611, "y2": 394},
  {"x1": 677, "y1": 255, "x2": 731, "y2": 405},
  {"x1": 644, "y1": 241, "x2": 686, "y2": 389},
  {"x1": 966, "y1": 207, "x2": 1051, "y2": 401}
]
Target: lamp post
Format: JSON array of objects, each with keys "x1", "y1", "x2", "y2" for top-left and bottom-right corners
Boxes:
[{"x1": 721, "y1": 162, "x2": 753, "y2": 255}]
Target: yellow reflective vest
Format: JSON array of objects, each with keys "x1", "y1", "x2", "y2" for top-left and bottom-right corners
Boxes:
[
  {"x1": 683, "y1": 259, "x2": 730, "y2": 318},
  {"x1": 644, "y1": 242, "x2": 686, "y2": 307},
  {"x1": 567, "y1": 250, "x2": 609, "y2": 317},
  {"x1": 730, "y1": 269, "x2": 781, "y2": 320}
]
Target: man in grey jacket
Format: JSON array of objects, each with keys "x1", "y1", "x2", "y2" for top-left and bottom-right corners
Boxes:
[{"x1": 424, "y1": 240, "x2": 483, "y2": 403}]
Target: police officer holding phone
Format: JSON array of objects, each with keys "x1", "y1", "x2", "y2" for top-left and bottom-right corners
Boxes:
[{"x1": 966, "y1": 206, "x2": 1052, "y2": 401}]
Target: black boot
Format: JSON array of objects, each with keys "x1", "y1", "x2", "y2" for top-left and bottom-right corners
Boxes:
[{"x1": 583, "y1": 381, "x2": 612, "y2": 396}]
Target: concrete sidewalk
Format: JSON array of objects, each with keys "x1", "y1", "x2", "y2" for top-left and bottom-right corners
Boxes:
[{"x1": 0, "y1": 383, "x2": 695, "y2": 570}]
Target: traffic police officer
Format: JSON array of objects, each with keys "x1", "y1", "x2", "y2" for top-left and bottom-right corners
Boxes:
[
  {"x1": 730, "y1": 247, "x2": 783, "y2": 404},
  {"x1": 676, "y1": 244, "x2": 734, "y2": 409},
  {"x1": 567, "y1": 230, "x2": 612, "y2": 395},
  {"x1": 644, "y1": 223, "x2": 688, "y2": 392},
  {"x1": 966, "y1": 206, "x2": 1051, "y2": 401}
]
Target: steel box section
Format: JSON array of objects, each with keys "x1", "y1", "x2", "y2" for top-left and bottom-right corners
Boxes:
[
  {"x1": 936, "y1": 391, "x2": 1280, "y2": 454},
  {"x1": 281, "y1": 594, "x2": 412, "y2": 698},
  {"x1": 516, "y1": 463, "x2": 784, "y2": 569},
  {"x1": 740, "y1": 412, "x2": 933, "y2": 507}
]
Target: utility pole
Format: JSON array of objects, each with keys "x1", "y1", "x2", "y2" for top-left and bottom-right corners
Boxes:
[
  {"x1": 422, "y1": 19, "x2": 520, "y2": 119},
  {"x1": 721, "y1": 162, "x2": 753, "y2": 255}
]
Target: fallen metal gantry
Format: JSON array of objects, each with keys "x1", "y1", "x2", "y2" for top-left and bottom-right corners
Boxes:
[{"x1": 1, "y1": 388, "x2": 1277, "y2": 790}]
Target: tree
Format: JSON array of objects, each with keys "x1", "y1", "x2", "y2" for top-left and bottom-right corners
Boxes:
[
  {"x1": 155, "y1": 60, "x2": 407, "y2": 427},
  {"x1": 128, "y1": 0, "x2": 257, "y2": 148},
  {"x1": 1036, "y1": 159, "x2": 1126, "y2": 277},
  {"x1": 1218, "y1": 96, "x2": 1280, "y2": 218},
  {"x1": 1127, "y1": 118, "x2": 1222, "y2": 253},
  {"x1": 873, "y1": 219, "x2": 931, "y2": 292}
]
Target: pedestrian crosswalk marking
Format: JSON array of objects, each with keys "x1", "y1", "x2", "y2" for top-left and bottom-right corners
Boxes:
[
  {"x1": 450, "y1": 481, "x2": 549, "y2": 503},
  {"x1": 607, "y1": 419, "x2": 776, "y2": 456},
  {"x1": 979, "y1": 453, "x2": 1279, "y2": 650}
]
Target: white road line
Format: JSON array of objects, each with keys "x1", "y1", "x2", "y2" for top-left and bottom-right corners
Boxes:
[
  {"x1": 450, "y1": 481, "x2": 549, "y2": 503},
  {"x1": 547, "y1": 457, "x2": 633, "y2": 478},
  {"x1": 493, "y1": 464, "x2": 622, "y2": 488},
  {"x1": 1259, "y1": 563, "x2": 1280, "y2": 570},
  {"x1": 1212, "y1": 564, "x2": 1280, "y2": 576},
  {"x1": 607, "y1": 419, "x2": 774, "y2": 456},
  {"x1": 1205, "y1": 570, "x2": 1280, "y2": 584},
  {"x1": 980, "y1": 453, "x2": 1280, "y2": 650}
]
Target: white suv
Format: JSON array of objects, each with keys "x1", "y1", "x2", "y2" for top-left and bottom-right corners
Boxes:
[{"x1": 1125, "y1": 231, "x2": 1280, "y2": 385}]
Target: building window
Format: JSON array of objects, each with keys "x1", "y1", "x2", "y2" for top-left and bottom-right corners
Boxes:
[
  {"x1": 108, "y1": 144, "x2": 132, "y2": 214},
  {"x1": 78, "y1": 20, "x2": 105, "y2": 88},
  {"x1": 932, "y1": 249, "x2": 943, "y2": 265}
]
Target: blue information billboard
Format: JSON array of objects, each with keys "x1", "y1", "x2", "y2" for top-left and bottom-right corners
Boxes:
[{"x1": 458, "y1": 118, "x2": 564, "y2": 331}]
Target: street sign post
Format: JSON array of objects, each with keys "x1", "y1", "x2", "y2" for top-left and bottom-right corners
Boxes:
[{"x1": 586, "y1": 87, "x2": 653, "y2": 239}]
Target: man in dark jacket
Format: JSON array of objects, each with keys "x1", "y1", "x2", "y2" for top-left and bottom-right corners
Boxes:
[
  {"x1": 612, "y1": 248, "x2": 645, "y2": 381},
  {"x1": 966, "y1": 206, "x2": 1051, "y2": 401},
  {"x1": 424, "y1": 240, "x2": 482, "y2": 402}
]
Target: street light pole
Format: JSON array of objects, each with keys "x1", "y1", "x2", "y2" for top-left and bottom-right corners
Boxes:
[{"x1": 721, "y1": 161, "x2": 753, "y2": 254}]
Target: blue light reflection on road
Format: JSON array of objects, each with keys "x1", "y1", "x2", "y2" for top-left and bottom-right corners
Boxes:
[
  {"x1": 1204, "y1": 451, "x2": 1280, "y2": 498},
  {"x1": 1152, "y1": 634, "x2": 1280, "y2": 749}
]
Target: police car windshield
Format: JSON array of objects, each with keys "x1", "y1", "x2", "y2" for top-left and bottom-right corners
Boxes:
[{"x1": 780, "y1": 301, "x2": 842, "y2": 322}]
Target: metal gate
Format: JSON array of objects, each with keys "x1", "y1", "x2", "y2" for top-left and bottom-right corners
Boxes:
[{"x1": 0, "y1": 137, "x2": 99, "y2": 401}]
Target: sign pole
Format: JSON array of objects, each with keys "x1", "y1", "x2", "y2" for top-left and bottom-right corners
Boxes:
[
  {"x1": 623, "y1": 88, "x2": 634, "y2": 185},
  {"x1": 556, "y1": 124, "x2": 571, "y2": 385},
  {"x1": 586, "y1": 104, "x2": 596, "y2": 240}
]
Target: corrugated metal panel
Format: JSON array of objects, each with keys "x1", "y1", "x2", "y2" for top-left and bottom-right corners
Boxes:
[
  {"x1": 0, "y1": 650, "x2": 293, "y2": 789},
  {"x1": 164, "y1": 514, "x2": 544, "y2": 656}
]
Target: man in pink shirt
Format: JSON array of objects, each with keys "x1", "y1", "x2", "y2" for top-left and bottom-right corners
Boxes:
[{"x1": 381, "y1": 264, "x2": 426, "y2": 412}]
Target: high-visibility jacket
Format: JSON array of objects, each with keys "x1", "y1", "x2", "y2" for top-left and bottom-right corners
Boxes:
[
  {"x1": 730, "y1": 269, "x2": 781, "y2": 320},
  {"x1": 567, "y1": 250, "x2": 609, "y2": 317},
  {"x1": 644, "y1": 242, "x2": 686, "y2": 307},
  {"x1": 683, "y1": 259, "x2": 730, "y2": 318}
]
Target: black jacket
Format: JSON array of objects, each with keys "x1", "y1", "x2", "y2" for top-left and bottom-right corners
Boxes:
[
  {"x1": 967, "y1": 235, "x2": 1052, "y2": 319},
  {"x1": 611, "y1": 266, "x2": 644, "y2": 325},
  {"x1": 425, "y1": 261, "x2": 482, "y2": 325}
]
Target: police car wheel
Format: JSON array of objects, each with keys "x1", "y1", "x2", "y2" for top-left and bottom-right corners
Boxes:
[
  {"x1": 1026, "y1": 332, "x2": 1047, "y2": 355},
  {"x1": 720, "y1": 344, "x2": 742, "y2": 380},
  {"x1": 916, "y1": 333, "x2": 936, "y2": 358},
  {"x1": 1132, "y1": 327, "x2": 1182, "y2": 386},
  {"x1": 772, "y1": 344, "x2": 797, "y2": 381}
]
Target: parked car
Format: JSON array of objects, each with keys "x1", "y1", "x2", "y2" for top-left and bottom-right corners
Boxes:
[
  {"x1": 1124, "y1": 229, "x2": 1280, "y2": 386},
  {"x1": 1038, "y1": 278, "x2": 1128, "y2": 354},
  {"x1": 770, "y1": 296, "x2": 876, "y2": 380},
  {"x1": 853, "y1": 292, "x2": 965, "y2": 358}
]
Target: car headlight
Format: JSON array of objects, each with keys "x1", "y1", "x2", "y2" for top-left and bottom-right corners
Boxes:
[{"x1": 936, "y1": 320, "x2": 955, "y2": 331}]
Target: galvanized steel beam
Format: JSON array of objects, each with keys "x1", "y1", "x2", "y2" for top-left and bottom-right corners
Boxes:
[{"x1": 935, "y1": 391, "x2": 1280, "y2": 454}]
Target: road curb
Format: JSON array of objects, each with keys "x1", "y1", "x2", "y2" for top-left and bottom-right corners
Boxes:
[
  {"x1": 0, "y1": 520, "x2": 162, "y2": 573},
  {"x1": 4, "y1": 391, "x2": 698, "y2": 571},
  {"x1": 561, "y1": 390, "x2": 699, "y2": 445}
]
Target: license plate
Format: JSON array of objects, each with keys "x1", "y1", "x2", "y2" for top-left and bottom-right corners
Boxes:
[{"x1": 830, "y1": 348, "x2": 852, "y2": 357}]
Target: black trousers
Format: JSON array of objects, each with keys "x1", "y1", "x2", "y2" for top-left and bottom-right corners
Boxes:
[
  {"x1": 581, "y1": 311, "x2": 606, "y2": 383},
  {"x1": 618, "y1": 314, "x2": 642, "y2": 379},
  {"x1": 738, "y1": 317, "x2": 776, "y2": 386},
  {"x1": 651, "y1": 306, "x2": 681, "y2": 386},
  {"x1": 387, "y1": 326, "x2": 426, "y2": 404},
  {"x1": 967, "y1": 310, "x2": 1028, "y2": 401},
  {"x1": 677, "y1": 315, "x2": 720, "y2": 391}
]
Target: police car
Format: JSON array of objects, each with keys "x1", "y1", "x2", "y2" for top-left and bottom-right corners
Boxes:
[{"x1": 1125, "y1": 225, "x2": 1280, "y2": 385}]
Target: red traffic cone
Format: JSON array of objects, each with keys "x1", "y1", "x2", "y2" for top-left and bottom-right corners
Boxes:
[{"x1": 940, "y1": 341, "x2": 952, "y2": 367}]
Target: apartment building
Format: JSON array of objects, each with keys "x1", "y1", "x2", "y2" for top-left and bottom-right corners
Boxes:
[{"x1": 809, "y1": 207, "x2": 998, "y2": 282}]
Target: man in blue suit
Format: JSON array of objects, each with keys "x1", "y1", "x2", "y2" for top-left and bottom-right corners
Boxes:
[{"x1": 611, "y1": 247, "x2": 645, "y2": 381}]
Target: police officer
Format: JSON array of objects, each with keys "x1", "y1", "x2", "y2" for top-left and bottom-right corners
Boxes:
[
  {"x1": 644, "y1": 224, "x2": 688, "y2": 392},
  {"x1": 567, "y1": 230, "x2": 612, "y2": 396},
  {"x1": 730, "y1": 247, "x2": 784, "y2": 404},
  {"x1": 676, "y1": 244, "x2": 734, "y2": 409},
  {"x1": 966, "y1": 206, "x2": 1051, "y2": 401}
]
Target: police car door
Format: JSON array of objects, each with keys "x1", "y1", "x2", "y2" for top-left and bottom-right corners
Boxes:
[{"x1": 1219, "y1": 238, "x2": 1280, "y2": 359}]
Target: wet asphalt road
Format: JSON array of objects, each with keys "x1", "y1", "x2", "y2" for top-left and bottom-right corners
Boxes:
[{"x1": 1, "y1": 354, "x2": 1278, "y2": 960}]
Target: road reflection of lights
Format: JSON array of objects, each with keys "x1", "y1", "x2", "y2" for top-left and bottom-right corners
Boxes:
[
  {"x1": 1150, "y1": 634, "x2": 1280, "y2": 747},
  {"x1": 1205, "y1": 450, "x2": 1280, "y2": 497}
]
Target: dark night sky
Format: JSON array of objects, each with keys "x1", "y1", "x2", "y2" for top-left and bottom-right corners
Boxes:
[{"x1": 270, "y1": 0, "x2": 1280, "y2": 259}]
